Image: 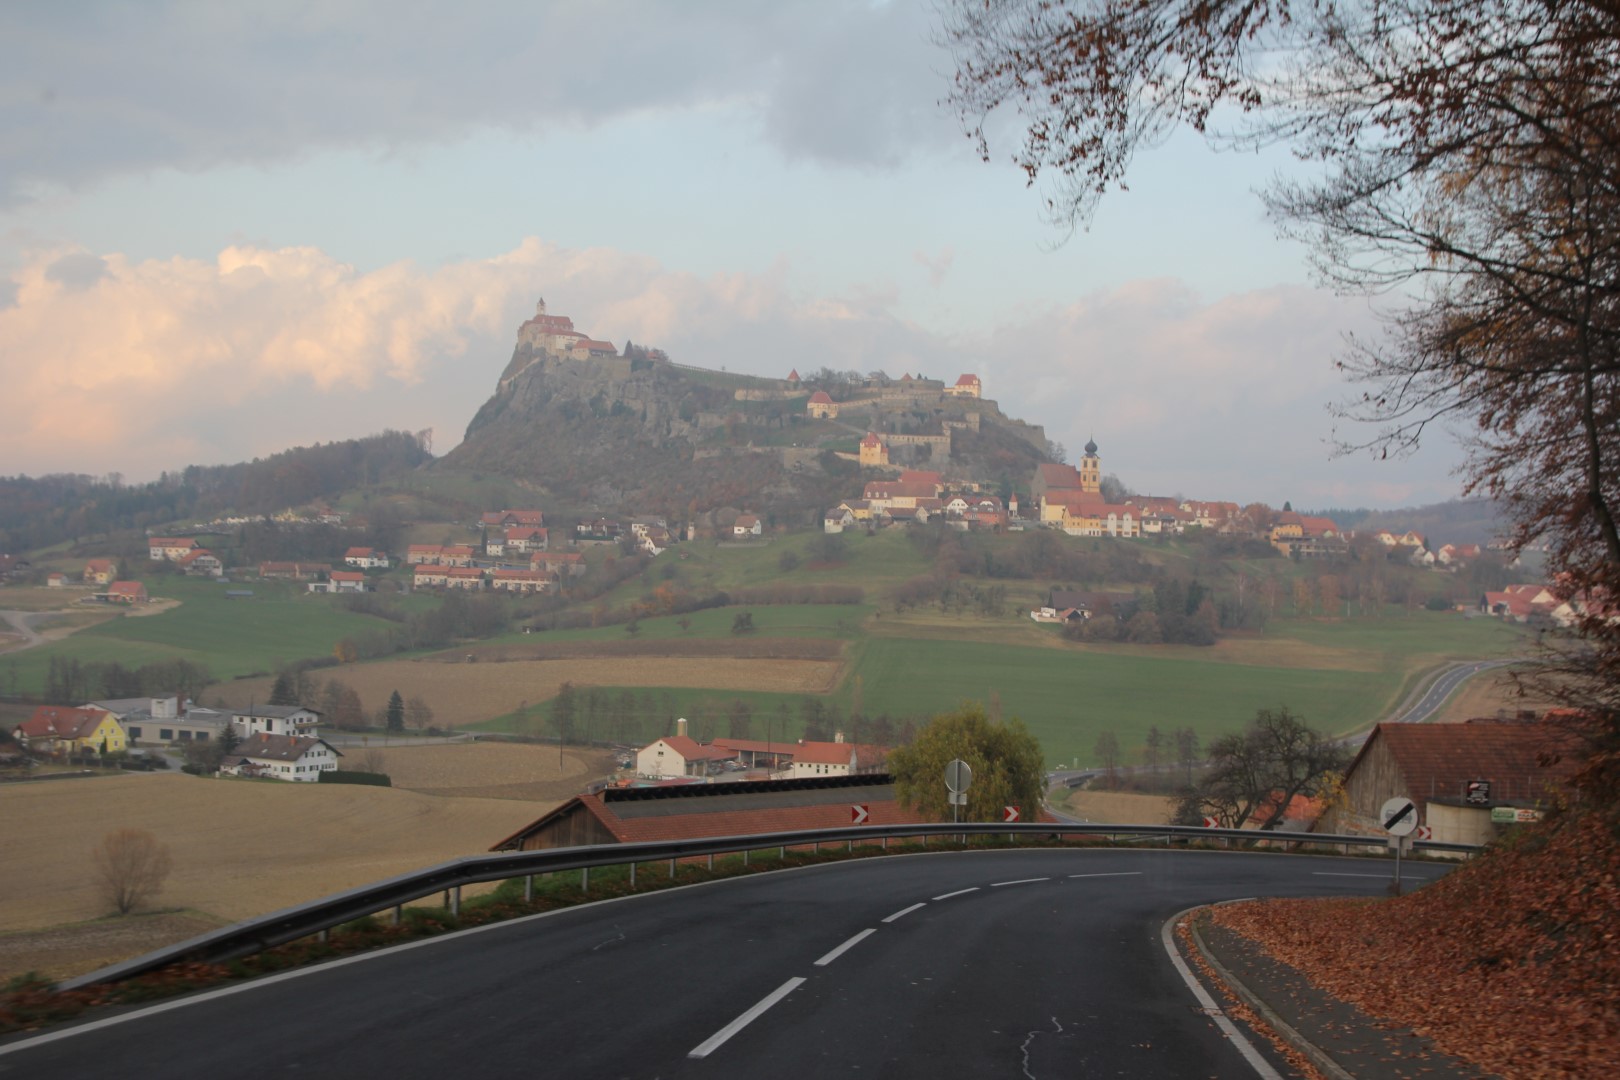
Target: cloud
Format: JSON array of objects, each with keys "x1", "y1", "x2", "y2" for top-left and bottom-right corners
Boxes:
[
  {"x1": 43, "y1": 251, "x2": 108, "y2": 289},
  {"x1": 0, "y1": 237, "x2": 1462, "y2": 506},
  {"x1": 0, "y1": 1, "x2": 960, "y2": 205}
]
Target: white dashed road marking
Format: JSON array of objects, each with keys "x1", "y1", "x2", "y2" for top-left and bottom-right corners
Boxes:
[
  {"x1": 814, "y1": 928, "x2": 877, "y2": 967},
  {"x1": 883, "y1": 903, "x2": 926, "y2": 923},
  {"x1": 689, "y1": 978, "x2": 807, "y2": 1059}
]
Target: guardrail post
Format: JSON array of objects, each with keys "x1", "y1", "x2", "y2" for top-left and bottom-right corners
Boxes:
[
  {"x1": 582, "y1": 867, "x2": 589, "y2": 894},
  {"x1": 744, "y1": 849, "x2": 750, "y2": 867},
  {"x1": 779, "y1": 845, "x2": 785, "y2": 858},
  {"x1": 847, "y1": 839, "x2": 852, "y2": 853},
  {"x1": 524, "y1": 875, "x2": 534, "y2": 902},
  {"x1": 451, "y1": 886, "x2": 461, "y2": 916},
  {"x1": 319, "y1": 928, "x2": 329, "y2": 944},
  {"x1": 707, "y1": 853, "x2": 714, "y2": 871},
  {"x1": 882, "y1": 837, "x2": 888, "y2": 851},
  {"x1": 630, "y1": 862, "x2": 637, "y2": 888},
  {"x1": 668, "y1": 857, "x2": 676, "y2": 879},
  {"x1": 393, "y1": 904, "x2": 402, "y2": 925}
]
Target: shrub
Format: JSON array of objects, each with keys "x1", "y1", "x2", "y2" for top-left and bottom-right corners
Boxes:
[{"x1": 318, "y1": 770, "x2": 392, "y2": 787}]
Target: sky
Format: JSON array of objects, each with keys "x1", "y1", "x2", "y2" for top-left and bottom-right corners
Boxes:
[{"x1": 0, "y1": 0, "x2": 1468, "y2": 509}]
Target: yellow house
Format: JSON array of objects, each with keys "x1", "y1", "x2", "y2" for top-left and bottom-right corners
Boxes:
[{"x1": 14, "y1": 706, "x2": 126, "y2": 756}]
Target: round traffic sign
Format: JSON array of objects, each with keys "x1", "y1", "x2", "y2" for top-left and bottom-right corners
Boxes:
[
  {"x1": 1380, "y1": 796, "x2": 1417, "y2": 836},
  {"x1": 944, "y1": 759, "x2": 973, "y2": 794}
]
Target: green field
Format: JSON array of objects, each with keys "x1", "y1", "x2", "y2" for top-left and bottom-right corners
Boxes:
[
  {"x1": 5, "y1": 523, "x2": 1532, "y2": 769},
  {"x1": 2, "y1": 577, "x2": 397, "y2": 692}
]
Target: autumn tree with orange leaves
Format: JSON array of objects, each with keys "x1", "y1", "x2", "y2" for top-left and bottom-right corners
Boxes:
[{"x1": 944, "y1": 0, "x2": 1620, "y2": 805}]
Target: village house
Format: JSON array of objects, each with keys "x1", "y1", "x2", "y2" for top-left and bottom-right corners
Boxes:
[
  {"x1": 445, "y1": 565, "x2": 486, "y2": 590},
  {"x1": 406, "y1": 544, "x2": 445, "y2": 565},
  {"x1": 46, "y1": 571, "x2": 67, "y2": 587},
  {"x1": 480, "y1": 509, "x2": 544, "y2": 529},
  {"x1": 176, "y1": 549, "x2": 225, "y2": 576},
  {"x1": 412, "y1": 564, "x2": 449, "y2": 588},
  {"x1": 82, "y1": 558, "x2": 115, "y2": 585},
  {"x1": 787, "y1": 737, "x2": 889, "y2": 779},
  {"x1": 147, "y1": 537, "x2": 198, "y2": 561},
  {"x1": 308, "y1": 570, "x2": 368, "y2": 594},
  {"x1": 1479, "y1": 583, "x2": 1560, "y2": 622},
  {"x1": 222, "y1": 732, "x2": 341, "y2": 782},
  {"x1": 258, "y1": 562, "x2": 332, "y2": 581},
  {"x1": 344, "y1": 546, "x2": 391, "y2": 569},
  {"x1": 489, "y1": 568, "x2": 552, "y2": 594},
  {"x1": 732, "y1": 514, "x2": 763, "y2": 538},
  {"x1": 106, "y1": 580, "x2": 149, "y2": 604},
  {"x1": 439, "y1": 545, "x2": 476, "y2": 567},
  {"x1": 12, "y1": 705, "x2": 128, "y2": 757},
  {"x1": 504, "y1": 526, "x2": 549, "y2": 554}
]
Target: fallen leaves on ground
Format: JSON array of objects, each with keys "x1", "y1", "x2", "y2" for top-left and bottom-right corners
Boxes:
[{"x1": 1211, "y1": 810, "x2": 1620, "y2": 1078}]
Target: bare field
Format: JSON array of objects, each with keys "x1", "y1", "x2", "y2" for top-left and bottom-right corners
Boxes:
[
  {"x1": 0, "y1": 769, "x2": 569, "y2": 979},
  {"x1": 1432, "y1": 668, "x2": 1562, "y2": 723},
  {"x1": 1057, "y1": 789, "x2": 1176, "y2": 825},
  {"x1": 218, "y1": 655, "x2": 843, "y2": 728},
  {"x1": 357, "y1": 742, "x2": 608, "y2": 802},
  {"x1": 0, "y1": 911, "x2": 227, "y2": 985}
]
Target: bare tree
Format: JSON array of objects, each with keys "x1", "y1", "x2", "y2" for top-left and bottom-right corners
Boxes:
[
  {"x1": 92, "y1": 828, "x2": 173, "y2": 915},
  {"x1": 1093, "y1": 730, "x2": 1120, "y2": 789},
  {"x1": 1175, "y1": 708, "x2": 1349, "y2": 830}
]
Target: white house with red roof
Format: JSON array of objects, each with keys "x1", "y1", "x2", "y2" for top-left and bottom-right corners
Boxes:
[
  {"x1": 504, "y1": 526, "x2": 549, "y2": 553},
  {"x1": 308, "y1": 570, "x2": 368, "y2": 593},
  {"x1": 177, "y1": 549, "x2": 224, "y2": 577},
  {"x1": 344, "y1": 546, "x2": 391, "y2": 569},
  {"x1": 732, "y1": 514, "x2": 763, "y2": 538},
  {"x1": 806, "y1": 391, "x2": 839, "y2": 419},
  {"x1": 83, "y1": 558, "x2": 116, "y2": 585}
]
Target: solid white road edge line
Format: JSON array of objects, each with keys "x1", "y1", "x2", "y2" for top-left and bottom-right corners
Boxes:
[
  {"x1": 1312, "y1": 872, "x2": 1428, "y2": 880},
  {"x1": 1160, "y1": 908, "x2": 1283, "y2": 1080},
  {"x1": 1067, "y1": 871, "x2": 1144, "y2": 879},
  {"x1": 814, "y1": 928, "x2": 877, "y2": 967},
  {"x1": 883, "y1": 903, "x2": 926, "y2": 924},
  {"x1": 990, "y1": 877, "x2": 1050, "y2": 887},
  {"x1": 688, "y1": 977, "x2": 807, "y2": 1059},
  {"x1": 932, "y1": 887, "x2": 979, "y2": 900}
]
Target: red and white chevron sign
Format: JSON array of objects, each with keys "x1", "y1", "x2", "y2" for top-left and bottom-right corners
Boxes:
[
  {"x1": 1415, "y1": 825, "x2": 1433, "y2": 841},
  {"x1": 1202, "y1": 816, "x2": 1219, "y2": 828},
  {"x1": 851, "y1": 804, "x2": 870, "y2": 824},
  {"x1": 1002, "y1": 806, "x2": 1021, "y2": 822}
]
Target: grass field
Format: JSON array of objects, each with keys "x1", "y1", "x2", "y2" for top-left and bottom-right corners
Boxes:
[{"x1": 2, "y1": 577, "x2": 400, "y2": 693}]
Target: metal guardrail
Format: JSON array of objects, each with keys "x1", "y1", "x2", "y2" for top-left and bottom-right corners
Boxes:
[{"x1": 59, "y1": 822, "x2": 1478, "y2": 992}]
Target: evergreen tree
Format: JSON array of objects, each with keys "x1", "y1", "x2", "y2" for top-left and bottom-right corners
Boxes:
[
  {"x1": 385, "y1": 690, "x2": 405, "y2": 733},
  {"x1": 268, "y1": 672, "x2": 297, "y2": 706}
]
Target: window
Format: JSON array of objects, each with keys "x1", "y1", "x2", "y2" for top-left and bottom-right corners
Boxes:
[
  {"x1": 179, "y1": 730, "x2": 192, "y2": 741},
  {"x1": 160, "y1": 729, "x2": 174, "y2": 740},
  {"x1": 128, "y1": 726, "x2": 142, "y2": 738},
  {"x1": 196, "y1": 732, "x2": 209, "y2": 742}
]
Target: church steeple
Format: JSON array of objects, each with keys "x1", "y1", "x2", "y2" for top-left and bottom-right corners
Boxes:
[{"x1": 1080, "y1": 436, "x2": 1101, "y2": 494}]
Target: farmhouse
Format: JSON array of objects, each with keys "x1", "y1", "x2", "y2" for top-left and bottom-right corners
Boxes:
[
  {"x1": 308, "y1": 570, "x2": 368, "y2": 593},
  {"x1": 490, "y1": 773, "x2": 930, "y2": 851},
  {"x1": 636, "y1": 732, "x2": 738, "y2": 779},
  {"x1": 222, "y1": 733, "x2": 342, "y2": 782},
  {"x1": 787, "y1": 739, "x2": 889, "y2": 779},
  {"x1": 732, "y1": 515, "x2": 763, "y2": 538},
  {"x1": 82, "y1": 559, "x2": 115, "y2": 585}
]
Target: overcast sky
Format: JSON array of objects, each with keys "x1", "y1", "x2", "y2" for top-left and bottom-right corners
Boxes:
[{"x1": 0, "y1": 0, "x2": 1464, "y2": 509}]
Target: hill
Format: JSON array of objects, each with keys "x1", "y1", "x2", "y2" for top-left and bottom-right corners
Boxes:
[
  {"x1": 443, "y1": 300, "x2": 1054, "y2": 523},
  {"x1": 1310, "y1": 498, "x2": 1508, "y2": 550}
]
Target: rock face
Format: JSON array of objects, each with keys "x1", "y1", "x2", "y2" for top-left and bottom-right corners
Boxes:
[{"x1": 446, "y1": 304, "x2": 1055, "y2": 520}]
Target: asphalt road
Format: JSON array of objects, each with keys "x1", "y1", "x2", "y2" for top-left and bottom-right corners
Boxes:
[
  {"x1": 1385, "y1": 659, "x2": 1523, "y2": 726},
  {"x1": 0, "y1": 848, "x2": 1446, "y2": 1080}
]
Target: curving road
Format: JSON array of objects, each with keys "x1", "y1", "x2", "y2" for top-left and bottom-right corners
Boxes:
[
  {"x1": 1384, "y1": 658, "x2": 1524, "y2": 726},
  {"x1": 0, "y1": 849, "x2": 1447, "y2": 1079}
]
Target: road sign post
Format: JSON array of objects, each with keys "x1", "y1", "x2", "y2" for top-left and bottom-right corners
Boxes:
[
  {"x1": 944, "y1": 759, "x2": 972, "y2": 826},
  {"x1": 1380, "y1": 796, "x2": 1418, "y2": 894}
]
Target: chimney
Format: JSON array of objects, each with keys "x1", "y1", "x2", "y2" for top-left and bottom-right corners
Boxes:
[
  {"x1": 835, "y1": 730, "x2": 845, "y2": 744},
  {"x1": 677, "y1": 717, "x2": 688, "y2": 738}
]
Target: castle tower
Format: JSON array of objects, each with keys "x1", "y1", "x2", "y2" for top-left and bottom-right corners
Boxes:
[
  {"x1": 859, "y1": 432, "x2": 889, "y2": 467},
  {"x1": 535, "y1": 297, "x2": 547, "y2": 316},
  {"x1": 1080, "y1": 437, "x2": 1101, "y2": 494}
]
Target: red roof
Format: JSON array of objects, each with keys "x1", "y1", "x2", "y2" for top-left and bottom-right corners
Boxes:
[
  {"x1": 345, "y1": 547, "x2": 375, "y2": 558},
  {"x1": 17, "y1": 706, "x2": 110, "y2": 741},
  {"x1": 808, "y1": 391, "x2": 833, "y2": 404},
  {"x1": 660, "y1": 735, "x2": 736, "y2": 762},
  {"x1": 330, "y1": 571, "x2": 365, "y2": 582},
  {"x1": 108, "y1": 581, "x2": 147, "y2": 599},
  {"x1": 1038, "y1": 463, "x2": 1082, "y2": 489},
  {"x1": 955, "y1": 373, "x2": 980, "y2": 386},
  {"x1": 860, "y1": 432, "x2": 883, "y2": 447},
  {"x1": 787, "y1": 368, "x2": 801, "y2": 381},
  {"x1": 793, "y1": 741, "x2": 856, "y2": 766}
]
